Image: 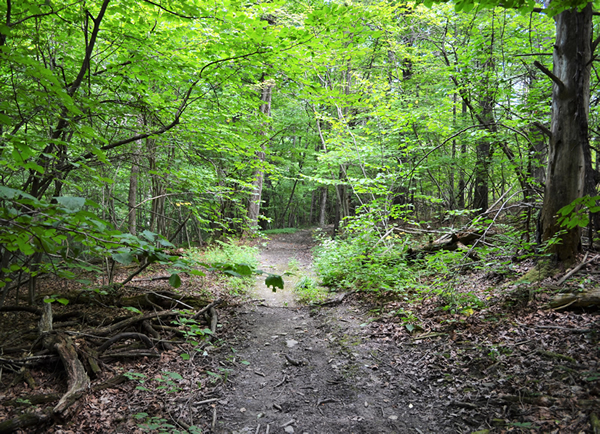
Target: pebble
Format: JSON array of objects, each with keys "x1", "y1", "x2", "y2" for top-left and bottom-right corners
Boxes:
[
  {"x1": 284, "y1": 427, "x2": 294, "y2": 433},
  {"x1": 286, "y1": 339, "x2": 299, "y2": 348}
]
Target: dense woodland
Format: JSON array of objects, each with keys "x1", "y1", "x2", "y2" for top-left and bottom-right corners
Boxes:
[
  {"x1": 1, "y1": 0, "x2": 599, "y2": 290},
  {"x1": 3, "y1": 0, "x2": 600, "y2": 432}
]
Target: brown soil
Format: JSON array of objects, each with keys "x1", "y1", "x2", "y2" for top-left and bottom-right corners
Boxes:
[{"x1": 212, "y1": 230, "x2": 458, "y2": 433}]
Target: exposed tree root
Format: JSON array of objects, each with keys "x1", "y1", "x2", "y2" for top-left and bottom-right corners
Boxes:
[{"x1": 0, "y1": 291, "x2": 220, "y2": 431}]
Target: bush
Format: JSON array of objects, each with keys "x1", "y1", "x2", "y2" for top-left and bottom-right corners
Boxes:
[{"x1": 313, "y1": 229, "x2": 418, "y2": 294}]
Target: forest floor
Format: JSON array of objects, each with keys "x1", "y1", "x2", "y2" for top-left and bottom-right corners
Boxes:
[{"x1": 1, "y1": 229, "x2": 600, "y2": 433}]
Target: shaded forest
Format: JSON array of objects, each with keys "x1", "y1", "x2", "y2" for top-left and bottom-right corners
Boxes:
[{"x1": 3, "y1": 0, "x2": 600, "y2": 432}]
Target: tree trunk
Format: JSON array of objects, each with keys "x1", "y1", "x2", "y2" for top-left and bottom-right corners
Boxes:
[
  {"x1": 540, "y1": 4, "x2": 592, "y2": 264},
  {"x1": 248, "y1": 83, "x2": 273, "y2": 230},
  {"x1": 319, "y1": 187, "x2": 328, "y2": 227},
  {"x1": 128, "y1": 143, "x2": 141, "y2": 235}
]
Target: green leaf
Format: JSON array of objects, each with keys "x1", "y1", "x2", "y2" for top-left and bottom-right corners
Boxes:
[
  {"x1": 234, "y1": 263, "x2": 253, "y2": 276},
  {"x1": 124, "y1": 306, "x2": 142, "y2": 314},
  {"x1": 181, "y1": 353, "x2": 190, "y2": 360},
  {"x1": 265, "y1": 274, "x2": 284, "y2": 292},
  {"x1": 169, "y1": 273, "x2": 182, "y2": 288},
  {"x1": 55, "y1": 196, "x2": 86, "y2": 213},
  {"x1": 112, "y1": 251, "x2": 134, "y2": 265},
  {"x1": 0, "y1": 113, "x2": 11, "y2": 125}
]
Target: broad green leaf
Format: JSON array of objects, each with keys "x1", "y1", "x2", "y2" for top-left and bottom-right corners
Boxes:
[
  {"x1": 55, "y1": 197, "x2": 86, "y2": 213},
  {"x1": 265, "y1": 274, "x2": 284, "y2": 292},
  {"x1": 169, "y1": 273, "x2": 182, "y2": 288},
  {"x1": 112, "y1": 251, "x2": 134, "y2": 265}
]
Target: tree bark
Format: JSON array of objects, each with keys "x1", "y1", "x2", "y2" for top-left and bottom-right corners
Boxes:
[
  {"x1": 128, "y1": 142, "x2": 141, "y2": 235},
  {"x1": 540, "y1": 3, "x2": 592, "y2": 264},
  {"x1": 248, "y1": 83, "x2": 273, "y2": 230},
  {"x1": 319, "y1": 187, "x2": 328, "y2": 227}
]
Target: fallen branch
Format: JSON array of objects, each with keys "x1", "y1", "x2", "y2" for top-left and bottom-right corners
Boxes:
[
  {"x1": 557, "y1": 253, "x2": 597, "y2": 286},
  {"x1": 97, "y1": 332, "x2": 155, "y2": 354}
]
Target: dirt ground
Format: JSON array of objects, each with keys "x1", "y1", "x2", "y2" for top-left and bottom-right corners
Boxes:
[
  {"x1": 211, "y1": 230, "x2": 463, "y2": 433},
  {"x1": 2, "y1": 229, "x2": 599, "y2": 433}
]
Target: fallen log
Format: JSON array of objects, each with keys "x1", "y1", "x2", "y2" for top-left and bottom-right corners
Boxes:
[
  {"x1": 407, "y1": 230, "x2": 486, "y2": 260},
  {"x1": 550, "y1": 288, "x2": 600, "y2": 309}
]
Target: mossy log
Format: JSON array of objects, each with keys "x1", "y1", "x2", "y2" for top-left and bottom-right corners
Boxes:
[{"x1": 550, "y1": 288, "x2": 600, "y2": 309}]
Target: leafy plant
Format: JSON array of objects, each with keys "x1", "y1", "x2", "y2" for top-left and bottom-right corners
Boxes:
[{"x1": 294, "y1": 275, "x2": 328, "y2": 304}]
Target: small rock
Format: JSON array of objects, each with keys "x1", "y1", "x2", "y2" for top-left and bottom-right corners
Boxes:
[
  {"x1": 286, "y1": 339, "x2": 299, "y2": 348},
  {"x1": 284, "y1": 427, "x2": 294, "y2": 433},
  {"x1": 364, "y1": 401, "x2": 368, "y2": 407},
  {"x1": 388, "y1": 415, "x2": 398, "y2": 421},
  {"x1": 240, "y1": 408, "x2": 246, "y2": 413}
]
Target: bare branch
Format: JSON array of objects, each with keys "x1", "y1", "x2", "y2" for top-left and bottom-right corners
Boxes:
[{"x1": 533, "y1": 60, "x2": 566, "y2": 93}]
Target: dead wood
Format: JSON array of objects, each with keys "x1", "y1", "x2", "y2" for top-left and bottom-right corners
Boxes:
[
  {"x1": 121, "y1": 292, "x2": 209, "y2": 310},
  {"x1": 97, "y1": 332, "x2": 155, "y2": 353},
  {"x1": 192, "y1": 299, "x2": 223, "y2": 320},
  {"x1": 100, "y1": 349, "x2": 160, "y2": 359},
  {"x1": 319, "y1": 291, "x2": 355, "y2": 307},
  {"x1": 0, "y1": 305, "x2": 42, "y2": 315},
  {"x1": 143, "y1": 320, "x2": 173, "y2": 350},
  {"x1": 208, "y1": 306, "x2": 218, "y2": 334},
  {"x1": 549, "y1": 288, "x2": 600, "y2": 309},
  {"x1": 42, "y1": 333, "x2": 90, "y2": 414},
  {"x1": 407, "y1": 230, "x2": 487, "y2": 260},
  {"x1": 0, "y1": 409, "x2": 51, "y2": 434},
  {"x1": 38, "y1": 301, "x2": 53, "y2": 332},
  {"x1": 92, "y1": 309, "x2": 179, "y2": 337},
  {"x1": 556, "y1": 252, "x2": 598, "y2": 286}
]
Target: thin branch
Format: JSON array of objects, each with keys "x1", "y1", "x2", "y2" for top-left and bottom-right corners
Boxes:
[
  {"x1": 141, "y1": 0, "x2": 219, "y2": 20},
  {"x1": 533, "y1": 121, "x2": 552, "y2": 138},
  {"x1": 533, "y1": 60, "x2": 566, "y2": 93}
]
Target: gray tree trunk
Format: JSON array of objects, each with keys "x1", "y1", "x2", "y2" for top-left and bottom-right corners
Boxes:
[
  {"x1": 248, "y1": 83, "x2": 273, "y2": 231},
  {"x1": 540, "y1": 3, "x2": 592, "y2": 264}
]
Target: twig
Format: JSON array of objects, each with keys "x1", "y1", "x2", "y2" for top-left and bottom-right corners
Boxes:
[
  {"x1": 195, "y1": 398, "x2": 220, "y2": 405},
  {"x1": 97, "y1": 332, "x2": 155, "y2": 353},
  {"x1": 192, "y1": 299, "x2": 222, "y2": 320},
  {"x1": 149, "y1": 291, "x2": 194, "y2": 310},
  {"x1": 275, "y1": 375, "x2": 287, "y2": 387},
  {"x1": 284, "y1": 354, "x2": 303, "y2": 366},
  {"x1": 557, "y1": 253, "x2": 597, "y2": 286}
]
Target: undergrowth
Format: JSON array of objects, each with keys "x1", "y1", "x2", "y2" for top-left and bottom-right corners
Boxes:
[
  {"x1": 187, "y1": 240, "x2": 259, "y2": 295},
  {"x1": 313, "y1": 214, "x2": 540, "y2": 315}
]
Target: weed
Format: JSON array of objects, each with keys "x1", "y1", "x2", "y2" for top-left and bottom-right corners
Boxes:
[
  {"x1": 294, "y1": 275, "x2": 328, "y2": 304},
  {"x1": 133, "y1": 412, "x2": 202, "y2": 433},
  {"x1": 187, "y1": 240, "x2": 259, "y2": 296}
]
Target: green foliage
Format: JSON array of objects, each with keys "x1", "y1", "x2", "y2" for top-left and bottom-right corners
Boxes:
[
  {"x1": 294, "y1": 275, "x2": 328, "y2": 304},
  {"x1": 557, "y1": 195, "x2": 600, "y2": 230},
  {"x1": 134, "y1": 412, "x2": 202, "y2": 434},
  {"x1": 313, "y1": 227, "x2": 418, "y2": 294},
  {"x1": 198, "y1": 241, "x2": 259, "y2": 270}
]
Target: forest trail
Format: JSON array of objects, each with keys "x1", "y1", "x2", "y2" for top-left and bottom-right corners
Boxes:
[{"x1": 213, "y1": 230, "x2": 450, "y2": 434}]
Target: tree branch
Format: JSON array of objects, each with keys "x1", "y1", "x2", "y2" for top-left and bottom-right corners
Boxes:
[{"x1": 533, "y1": 60, "x2": 566, "y2": 93}]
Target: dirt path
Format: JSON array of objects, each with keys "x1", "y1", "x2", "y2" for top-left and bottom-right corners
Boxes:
[{"x1": 213, "y1": 230, "x2": 457, "y2": 433}]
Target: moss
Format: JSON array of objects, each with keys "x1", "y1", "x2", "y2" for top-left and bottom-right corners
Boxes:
[{"x1": 516, "y1": 259, "x2": 557, "y2": 283}]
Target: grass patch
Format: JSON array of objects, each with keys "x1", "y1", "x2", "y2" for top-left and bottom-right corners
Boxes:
[
  {"x1": 294, "y1": 275, "x2": 328, "y2": 304},
  {"x1": 261, "y1": 228, "x2": 299, "y2": 235}
]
